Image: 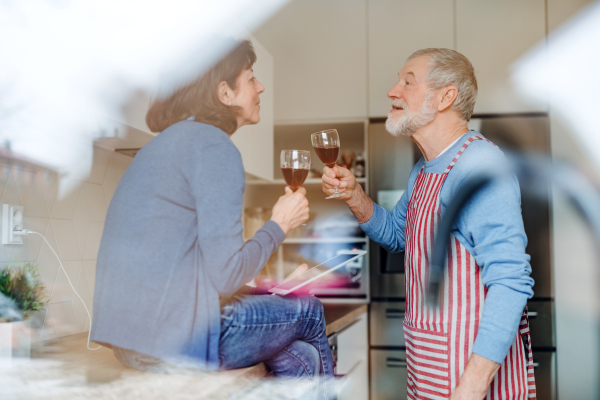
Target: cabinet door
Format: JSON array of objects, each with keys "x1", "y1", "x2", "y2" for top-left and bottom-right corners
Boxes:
[
  {"x1": 456, "y1": 0, "x2": 547, "y2": 114},
  {"x1": 547, "y1": 0, "x2": 595, "y2": 33},
  {"x1": 232, "y1": 36, "x2": 274, "y2": 181},
  {"x1": 253, "y1": 0, "x2": 368, "y2": 122},
  {"x1": 368, "y1": 0, "x2": 454, "y2": 117},
  {"x1": 337, "y1": 314, "x2": 369, "y2": 400}
]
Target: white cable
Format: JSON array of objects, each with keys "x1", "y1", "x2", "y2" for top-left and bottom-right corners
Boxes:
[{"x1": 22, "y1": 230, "x2": 101, "y2": 350}]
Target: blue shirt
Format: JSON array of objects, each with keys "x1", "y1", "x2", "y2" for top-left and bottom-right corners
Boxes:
[
  {"x1": 91, "y1": 121, "x2": 285, "y2": 369},
  {"x1": 360, "y1": 132, "x2": 534, "y2": 364}
]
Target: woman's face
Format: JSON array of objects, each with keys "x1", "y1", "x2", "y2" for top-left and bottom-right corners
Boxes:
[{"x1": 229, "y1": 68, "x2": 265, "y2": 128}]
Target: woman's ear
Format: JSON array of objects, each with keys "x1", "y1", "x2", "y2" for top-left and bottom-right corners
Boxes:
[
  {"x1": 438, "y1": 86, "x2": 458, "y2": 112},
  {"x1": 217, "y1": 81, "x2": 233, "y2": 105}
]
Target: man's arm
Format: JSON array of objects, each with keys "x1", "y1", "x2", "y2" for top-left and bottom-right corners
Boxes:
[
  {"x1": 321, "y1": 165, "x2": 409, "y2": 252},
  {"x1": 448, "y1": 147, "x2": 534, "y2": 397}
]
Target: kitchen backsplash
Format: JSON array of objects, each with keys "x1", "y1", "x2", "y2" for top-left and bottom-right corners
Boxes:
[{"x1": 0, "y1": 148, "x2": 132, "y2": 342}]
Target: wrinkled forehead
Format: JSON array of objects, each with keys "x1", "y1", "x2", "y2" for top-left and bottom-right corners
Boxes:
[{"x1": 398, "y1": 55, "x2": 430, "y2": 81}]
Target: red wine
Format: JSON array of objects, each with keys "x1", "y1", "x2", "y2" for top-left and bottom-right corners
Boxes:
[
  {"x1": 314, "y1": 145, "x2": 339, "y2": 168},
  {"x1": 282, "y1": 168, "x2": 309, "y2": 190}
]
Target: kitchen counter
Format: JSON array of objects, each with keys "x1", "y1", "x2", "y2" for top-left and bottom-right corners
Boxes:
[{"x1": 0, "y1": 302, "x2": 367, "y2": 400}]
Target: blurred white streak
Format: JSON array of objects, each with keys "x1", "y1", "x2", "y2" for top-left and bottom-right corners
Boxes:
[
  {"x1": 0, "y1": 0, "x2": 288, "y2": 197},
  {"x1": 512, "y1": 1, "x2": 600, "y2": 172}
]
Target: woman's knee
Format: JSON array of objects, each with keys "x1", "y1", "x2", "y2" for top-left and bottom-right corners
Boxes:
[
  {"x1": 301, "y1": 295, "x2": 324, "y2": 319},
  {"x1": 273, "y1": 340, "x2": 320, "y2": 378}
]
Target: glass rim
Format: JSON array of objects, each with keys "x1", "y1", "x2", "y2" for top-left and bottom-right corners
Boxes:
[
  {"x1": 310, "y1": 129, "x2": 338, "y2": 137},
  {"x1": 280, "y1": 149, "x2": 311, "y2": 155}
]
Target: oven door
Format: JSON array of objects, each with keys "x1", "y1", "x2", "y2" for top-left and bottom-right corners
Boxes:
[{"x1": 370, "y1": 241, "x2": 405, "y2": 299}]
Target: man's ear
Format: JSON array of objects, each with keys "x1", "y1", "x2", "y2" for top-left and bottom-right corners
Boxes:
[
  {"x1": 438, "y1": 86, "x2": 458, "y2": 112},
  {"x1": 217, "y1": 81, "x2": 233, "y2": 105}
]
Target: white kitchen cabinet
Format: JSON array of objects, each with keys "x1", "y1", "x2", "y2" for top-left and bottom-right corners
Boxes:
[
  {"x1": 368, "y1": 0, "x2": 455, "y2": 117},
  {"x1": 231, "y1": 37, "x2": 274, "y2": 181},
  {"x1": 547, "y1": 0, "x2": 595, "y2": 33},
  {"x1": 336, "y1": 313, "x2": 369, "y2": 400},
  {"x1": 456, "y1": 0, "x2": 547, "y2": 114},
  {"x1": 253, "y1": 0, "x2": 368, "y2": 122}
]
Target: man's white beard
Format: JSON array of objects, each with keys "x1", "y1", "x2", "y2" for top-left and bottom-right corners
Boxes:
[{"x1": 385, "y1": 94, "x2": 437, "y2": 137}]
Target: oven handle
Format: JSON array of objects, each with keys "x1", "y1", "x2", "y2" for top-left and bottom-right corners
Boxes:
[
  {"x1": 385, "y1": 309, "x2": 405, "y2": 319},
  {"x1": 386, "y1": 358, "x2": 408, "y2": 368}
]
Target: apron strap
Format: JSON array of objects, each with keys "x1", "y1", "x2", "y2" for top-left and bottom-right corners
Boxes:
[
  {"x1": 443, "y1": 135, "x2": 486, "y2": 173},
  {"x1": 418, "y1": 134, "x2": 498, "y2": 174}
]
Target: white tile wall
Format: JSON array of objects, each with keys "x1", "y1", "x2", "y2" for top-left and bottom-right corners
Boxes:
[{"x1": 0, "y1": 148, "x2": 133, "y2": 342}]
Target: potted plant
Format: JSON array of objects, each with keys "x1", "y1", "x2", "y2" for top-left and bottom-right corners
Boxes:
[{"x1": 0, "y1": 262, "x2": 48, "y2": 366}]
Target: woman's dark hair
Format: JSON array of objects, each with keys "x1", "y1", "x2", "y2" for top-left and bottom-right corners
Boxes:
[{"x1": 146, "y1": 39, "x2": 257, "y2": 135}]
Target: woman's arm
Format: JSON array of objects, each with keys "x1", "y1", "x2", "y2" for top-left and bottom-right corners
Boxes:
[{"x1": 192, "y1": 142, "x2": 286, "y2": 297}]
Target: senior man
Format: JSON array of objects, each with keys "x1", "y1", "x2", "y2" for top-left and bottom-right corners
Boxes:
[{"x1": 322, "y1": 48, "x2": 536, "y2": 400}]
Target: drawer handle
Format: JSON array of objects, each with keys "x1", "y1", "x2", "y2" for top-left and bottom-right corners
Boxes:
[
  {"x1": 385, "y1": 309, "x2": 405, "y2": 319},
  {"x1": 528, "y1": 311, "x2": 538, "y2": 319},
  {"x1": 386, "y1": 358, "x2": 407, "y2": 368},
  {"x1": 532, "y1": 362, "x2": 540, "y2": 369}
]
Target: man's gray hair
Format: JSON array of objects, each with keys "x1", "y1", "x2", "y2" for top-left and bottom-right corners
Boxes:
[{"x1": 408, "y1": 48, "x2": 477, "y2": 122}]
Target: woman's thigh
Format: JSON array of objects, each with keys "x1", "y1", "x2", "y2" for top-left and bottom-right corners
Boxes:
[{"x1": 218, "y1": 294, "x2": 325, "y2": 369}]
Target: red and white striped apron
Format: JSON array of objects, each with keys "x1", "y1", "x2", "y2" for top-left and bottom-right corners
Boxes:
[{"x1": 404, "y1": 136, "x2": 536, "y2": 399}]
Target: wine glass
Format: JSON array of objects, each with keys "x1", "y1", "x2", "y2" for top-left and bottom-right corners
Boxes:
[
  {"x1": 280, "y1": 150, "x2": 311, "y2": 191},
  {"x1": 311, "y1": 129, "x2": 344, "y2": 199}
]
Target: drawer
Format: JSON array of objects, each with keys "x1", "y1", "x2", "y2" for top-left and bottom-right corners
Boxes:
[
  {"x1": 370, "y1": 349, "x2": 408, "y2": 400},
  {"x1": 527, "y1": 301, "x2": 554, "y2": 348},
  {"x1": 370, "y1": 301, "x2": 405, "y2": 347},
  {"x1": 532, "y1": 350, "x2": 556, "y2": 400}
]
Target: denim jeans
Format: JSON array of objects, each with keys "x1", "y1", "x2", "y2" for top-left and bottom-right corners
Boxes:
[{"x1": 219, "y1": 294, "x2": 335, "y2": 400}]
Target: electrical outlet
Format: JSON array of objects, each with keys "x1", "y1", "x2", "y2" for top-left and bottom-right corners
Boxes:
[{"x1": 2, "y1": 204, "x2": 24, "y2": 245}]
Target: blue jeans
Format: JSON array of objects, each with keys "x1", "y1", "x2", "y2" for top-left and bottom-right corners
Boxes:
[{"x1": 219, "y1": 294, "x2": 335, "y2": 399}]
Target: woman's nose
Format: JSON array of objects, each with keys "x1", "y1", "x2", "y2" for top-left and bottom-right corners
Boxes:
[{"x1": 256, "y1": 79, "x2": 265, "y2": 94}]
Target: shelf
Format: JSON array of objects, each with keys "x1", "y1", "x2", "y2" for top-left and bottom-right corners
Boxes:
[
  {"x1": 246, "y1": 178, "x2": 366, "y2": 185},
  {"x1": 282, "y1": 237, "x2": 368, "y2": 244}
]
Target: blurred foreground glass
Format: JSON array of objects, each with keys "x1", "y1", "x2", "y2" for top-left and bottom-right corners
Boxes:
[
  {"x1": 310, "y1": 129, "x2": 344, "y2": 199},
  {"x1": 280, "y1": 150, "x2": 310, "y2": 192}
]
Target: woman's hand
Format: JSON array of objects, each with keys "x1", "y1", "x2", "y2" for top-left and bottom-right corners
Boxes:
[
  {"x1": 271, "y1": 187, "x2": 309, "y2": 234},
  {"x1": 283, "y1": 263, "x2": 308, "y2": 283},
  {"x1": 321, "y1": 165, "x2": 356, "y2": 201}
]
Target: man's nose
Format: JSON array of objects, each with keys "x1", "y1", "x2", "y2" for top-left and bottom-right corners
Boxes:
[{"x1": 387, "y1": 82, "x2": 402, "y2": 100}]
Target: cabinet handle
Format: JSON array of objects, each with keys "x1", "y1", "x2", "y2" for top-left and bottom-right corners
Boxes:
[
  {"x1": 528, "y1": 311, "x2": 538, "y2": 319},
  {"x1": 385, "y1": 309, "x2": 405, "y2": 319},
  {"x1": 386, "y1": 358, "x2": 407, "y2": 368},
  {"x1": 532, "y1": 362, "x2": 540, "y2": 369}
]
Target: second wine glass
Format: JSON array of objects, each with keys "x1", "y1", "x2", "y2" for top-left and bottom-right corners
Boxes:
[
  {"x1": 311, "y1": 129, "x2": 344, "y2": 199},
  {"x1": 280, "y1": 150, "x2": 311, "y2": 191}
]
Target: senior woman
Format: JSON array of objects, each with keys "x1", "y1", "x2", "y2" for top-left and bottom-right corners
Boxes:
[{"x1": 90, "y1": 39, "x2": 334, "y2": 397}]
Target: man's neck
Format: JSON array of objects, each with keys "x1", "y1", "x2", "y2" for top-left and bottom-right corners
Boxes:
[{"x1": 411, "y1": 114, "x2": 470, "y2": 161}]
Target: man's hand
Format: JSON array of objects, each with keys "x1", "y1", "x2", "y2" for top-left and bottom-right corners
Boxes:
[
  {"x1": 321, "y1": 165, "x2": 374, "y2": 223},
  {"x1": 271, "y1": 187, "x2": 309, "y2": 234},
  {"x1": 450, "y1": 353, "x2": 500, "y2": 400},
  {"x1": 321, "y1": 165, "x2": 355, "y2": 200}
]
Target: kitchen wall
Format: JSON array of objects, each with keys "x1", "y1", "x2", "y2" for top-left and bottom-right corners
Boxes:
[{"x1": 0, "y1": 148, "x2": 132, "y2": 342}]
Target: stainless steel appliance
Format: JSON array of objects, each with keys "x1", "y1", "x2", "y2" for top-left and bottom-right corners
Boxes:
[{"x1": 368, "y1": 114, "x2": 556, "y2": 399}]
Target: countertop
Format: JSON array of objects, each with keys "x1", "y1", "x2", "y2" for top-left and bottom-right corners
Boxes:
[{"x1": 0, "y1": 302, "x2": 367, "y2": 400}]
